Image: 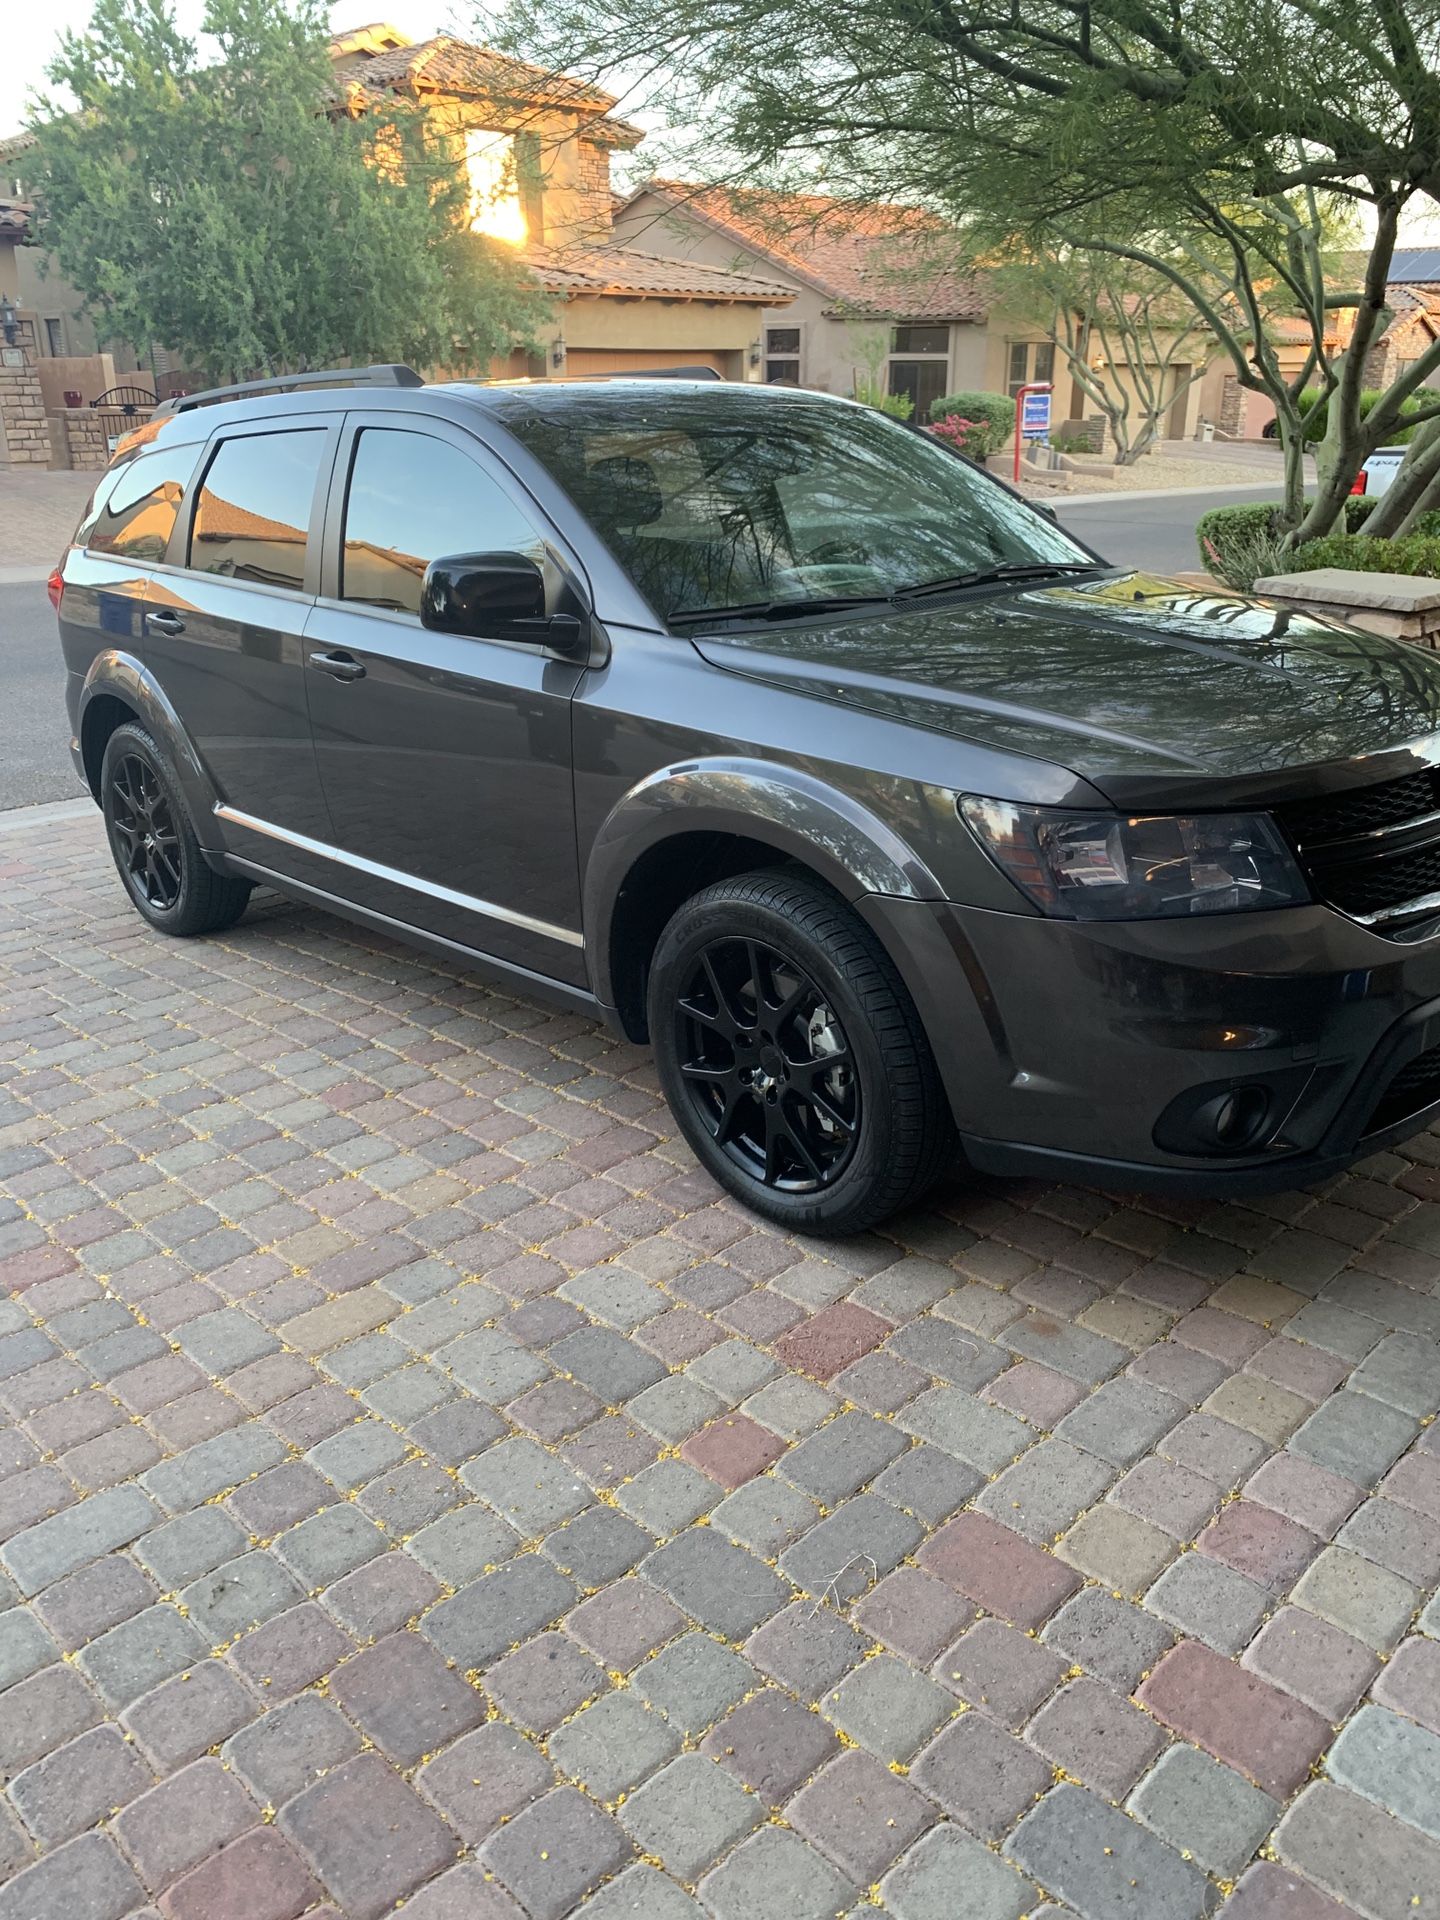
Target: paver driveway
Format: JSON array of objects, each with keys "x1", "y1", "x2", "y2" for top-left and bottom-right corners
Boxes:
[{"x1": 2, "y1": 808, "x2": 1440, "y2": 1920}]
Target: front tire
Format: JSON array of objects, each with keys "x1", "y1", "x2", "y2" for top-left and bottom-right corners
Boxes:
[
  {"x1": 648, "y1": 869, "x2": 955, "y2": 1235},
  {"x1": 100, "y1": 722, "x2": 252, "y2": 936}
]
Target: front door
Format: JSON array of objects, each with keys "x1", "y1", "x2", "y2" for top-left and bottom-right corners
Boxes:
[
  {"x1": 301, "y1": 415, "x2": 586, "y2": 984},
  {"x1": 145, "y1": 419, "x2": 336, "y2": 842}
]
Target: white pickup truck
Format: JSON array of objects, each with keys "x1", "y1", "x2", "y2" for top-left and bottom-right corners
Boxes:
[{"x1": 1353, "y1": 447, "x2": 1406, "y2": 496}]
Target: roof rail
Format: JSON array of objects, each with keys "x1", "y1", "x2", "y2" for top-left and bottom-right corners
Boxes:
[{"x1": 154, "y1": 364, "x2": 424, "y2": 417}]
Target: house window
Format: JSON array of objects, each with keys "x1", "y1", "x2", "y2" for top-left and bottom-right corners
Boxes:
[
  {"x1": 885, "y1": 322, "x2": 950, "y2": 418},
  {"x1": 1008, "y1": 340, "x2": 1056, "y2": 396},
  {"x1": 43, "y1": 317, "x2": 63, "y2": 357},
  {"x1": 466, "y1": 131, "x2": 527, "y2": 245},
  {"x1": 888, "y1": 360, "x2": 949, "y2": 417},
  {"x1": 765, "y1": 327, "x2": 801, "y2": 384},
  {"x1": 892, "y1": 324, "x2": 948, "y2": 355}
]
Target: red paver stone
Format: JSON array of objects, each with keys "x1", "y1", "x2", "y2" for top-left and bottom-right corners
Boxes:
[
  {"x1": 280, "y1": 1754, "x2": 457, "y2": 1920},
  {"x1": 114, "y1": 1759, "x2": 257, "y2": 1890},
  {"x1": 917, "y1": 1511, "x2": 1080, "y2": 1630},
  {"x1": 1224, "y1": 1861, "x2": 1356, "y2": 1919},
  {"x1": 680, "y1": 1413, "x2": 787, "y2": 1489},
  {"x1": 982, "y1": 1362, "x2": 1085, "y2": 1427},
  {"x1": 774, "y1": 1302, "x2": 893, "y2": 1381},
  {"x1": 160, "y1": 1828, "x2": 320, "y2": 1920},
  {"x1": 1196, "y1": 1500, "x2": 1322, "y2": 1592},
  {"x1": 1137, "y1": 1640, "x2": 1332, "y2": 1797}
]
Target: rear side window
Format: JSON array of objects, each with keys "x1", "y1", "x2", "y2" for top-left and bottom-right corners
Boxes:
[
  {"x1": 190, "y1": 430, "x2": 326, "y2": 590},
  {"x1": 78, "y1": 445, "x2": 200, "y2": 562},
  {"x1": 340, "y1": 427, "x2": 543, "y2": 614}
]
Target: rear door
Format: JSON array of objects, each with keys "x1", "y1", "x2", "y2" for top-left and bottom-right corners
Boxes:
[
  {"x1": 145, "y1": 418, "x2": 337, "y2": 844},
  {"x1": 301, "y1": 412, "x2": 586, "y2": 983}
]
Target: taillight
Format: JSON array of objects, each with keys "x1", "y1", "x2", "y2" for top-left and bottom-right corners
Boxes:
[
  {"x1": 47, "y1": 565, "x2": 65, "y2": 613},
  {"x1": 1350, "y1": 470, "x2": 1368, "y2": 495}
]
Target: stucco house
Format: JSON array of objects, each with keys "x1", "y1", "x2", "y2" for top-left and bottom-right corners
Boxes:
[
  {"x1": 331, "y1": 27, "x2": 792, "y2": 380},
  {"x1": 612, "y1": 181, "x2": 1016, "y2": 413},
  {"x1": 0, "y1": 24, "x2": 792, "y2": 455}
]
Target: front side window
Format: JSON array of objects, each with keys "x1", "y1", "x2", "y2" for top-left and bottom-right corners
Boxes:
[
  {"x1": 79, "y1": 444, "x2": 201, "y2": 562},
  {"x1": 340, "y1": 428, "x2": 543, "y2": 615},
  {"x1": 503, "y1": 388, "x2": 1092, "y2": 623},
  {"x1": 190, "y1": 431, "x2": 325, "y2": 590}
]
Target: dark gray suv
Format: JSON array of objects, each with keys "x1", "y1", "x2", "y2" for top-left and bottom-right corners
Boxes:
[{"x1": 52, "y1": 365, "x2": 1440, "y2": 1233}]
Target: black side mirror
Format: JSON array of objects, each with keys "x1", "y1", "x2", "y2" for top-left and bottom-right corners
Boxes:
[{"x1": 420, "y1": 550, "x2": 587, "y2": 657}]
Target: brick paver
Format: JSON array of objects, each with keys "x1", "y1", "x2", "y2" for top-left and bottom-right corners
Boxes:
[{"x1": 3, "y1": 809, "x2": 1440, "y2": 1916}]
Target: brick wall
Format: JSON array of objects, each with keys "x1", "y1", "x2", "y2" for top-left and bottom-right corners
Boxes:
[
  {"x1": 0, "y1": 319, "x2": 55, "y2": 466},
  {"x1": 46, "y1": 405, "x2": 153, "y2": 471}
]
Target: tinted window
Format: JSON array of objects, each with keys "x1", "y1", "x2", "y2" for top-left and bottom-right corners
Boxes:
[
  {"x1": 79, "y1": 445, "x2": 200, "y2": 562},
  {"x1": 503, "y1": 388, "x2": 1091, "y2": 622},
  {"x1": 340, "y1": 428, "x2": 542, "y2": 614},
  {"x1": 190, "y1": 430, "x2": 325, "y2": 590}
]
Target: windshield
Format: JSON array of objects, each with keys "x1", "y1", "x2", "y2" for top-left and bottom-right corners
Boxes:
[{"x1": 499, "y1": 386, "x2": 1095, "y2": 623}]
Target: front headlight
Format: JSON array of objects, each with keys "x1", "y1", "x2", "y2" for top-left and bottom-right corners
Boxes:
[{"x1": 960, "y1": 797, "x2": 1309, "y2": 920}]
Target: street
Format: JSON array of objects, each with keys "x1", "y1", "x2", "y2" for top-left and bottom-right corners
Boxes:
[
  {"x1": 0, "y1": 582, "x2": 81, "y2": 810},
  {"x1": 1057, "y1": 483, "x2": 1281, "y2": 575}
]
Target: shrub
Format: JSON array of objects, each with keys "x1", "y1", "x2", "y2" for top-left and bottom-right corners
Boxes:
[
  {"x1": 1051, "y1": 423, "x2": 1103, "y2": 454},
  {"x1": 1198, "y1": 496, "x2": 1440, "y2": 585},
  {"x1": 1285, "y1": 532, "x2": 1440, "y2": 577},
  {"x1": 929, "y1": 415, "x2": 988, "y2": 458},
  {"x1": 855, "y1": 380, "x2": 913, "y2": 419},
  {"x1": 1295, "y1": 387, "x2": 1432, "y2": 446},
  {"x1": 930, "y1": 389, "x2": 1015, "y2": 458}
]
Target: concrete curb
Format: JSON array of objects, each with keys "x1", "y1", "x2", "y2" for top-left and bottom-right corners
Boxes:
[
  {"x1": 1057, "y1": 481, "x2": 1286, "y2": 510},
  {"x1": 0, "y1": 796, "x2": 95, "y2": 833}
]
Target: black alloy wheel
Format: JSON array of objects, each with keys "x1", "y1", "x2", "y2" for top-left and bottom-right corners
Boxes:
[
  {"x1": 673, "y1": 935, "x2": 860, "y2": 1192},
  {"x1": 108, "y1": 752, "x2": 183, "y2": 911},
  {"x1": 99, "y1": 721, "x2": 253, "y2": 936},
  {"x1": 649, "y1": 869, "x2": 955, "y2": 1234}
]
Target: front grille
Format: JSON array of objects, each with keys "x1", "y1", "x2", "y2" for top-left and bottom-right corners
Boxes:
[
  {"x1": 1276, "y1": 766, "x2": 1440, "y2": 933},
  {"x1": 1367, "y1": 1041, "x2": 1440, "y2": 1133}
]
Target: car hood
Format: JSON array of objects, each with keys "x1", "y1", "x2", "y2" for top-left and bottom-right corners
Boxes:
[{"x1": 692, "y1": 571, "x2": 1440, "y2": 806}]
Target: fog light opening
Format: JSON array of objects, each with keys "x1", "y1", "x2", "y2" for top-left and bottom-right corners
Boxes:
[{"x1": 1201, "y1": 1085, "x2": 1271, "y2": 1150}]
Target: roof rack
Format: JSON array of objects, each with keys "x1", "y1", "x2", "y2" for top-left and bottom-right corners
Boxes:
[{"x1": 154, "y1": 364, "x2": 424, "y2": 417}]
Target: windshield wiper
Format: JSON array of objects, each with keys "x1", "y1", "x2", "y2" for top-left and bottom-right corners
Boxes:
[
  {"x1": 891, "y1": 562, "x2": 1105, "y2": 603},
  {"x1": 667, "y1": 593, "x2": 893, "y2": 627}
]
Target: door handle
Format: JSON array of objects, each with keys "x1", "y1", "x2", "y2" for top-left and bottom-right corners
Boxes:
[
  {"x1": 148, "y1": 610, "x2": 185, "y2": 635},
  {"x1": 309, "y1": 650, "x2": 366, "y2": 682}
]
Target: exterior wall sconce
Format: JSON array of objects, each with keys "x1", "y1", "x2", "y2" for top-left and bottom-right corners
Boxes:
[
  {"x1": 0, "y1": 297, "x2": 19, "y2": 346},
  {"x1": 550, "y1": 337, "x2": 567, "y2": 372},
  {"x1": 748, "y1": 339, "x2": 761, "y2": 369}
]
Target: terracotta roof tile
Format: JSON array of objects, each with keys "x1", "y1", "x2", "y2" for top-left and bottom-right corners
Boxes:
[
  {"x1": 627, "y1": 182, "x2": 988, "y2": 320},
  {"x1": 526, "y1": 243, "x2": 793, "y2": 303},
  {"x1": 341, "y1": 36, "x2": 642, "y2": 143}
]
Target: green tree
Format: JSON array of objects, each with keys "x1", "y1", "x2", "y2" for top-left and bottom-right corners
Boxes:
[
  {"x1": 30, "y1": 0, "x2": 548, "y2": 383},
  {"x1": 498, "y1": 0, "x2": 1440, "y2": 542}
]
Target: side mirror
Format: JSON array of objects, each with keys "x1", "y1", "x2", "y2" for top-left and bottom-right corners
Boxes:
[
  {"x1": 419, "y1": 550, "x2": 587, "y2": 657},
  {"x1": 1035, "y1": 501, "x2": 1059, "y2": 522}
]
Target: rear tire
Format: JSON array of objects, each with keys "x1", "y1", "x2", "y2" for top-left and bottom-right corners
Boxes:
[
  {"x1": 100, "y1": 722, "x2": 252, "y2": 936},
  {"x1": 648, "y1": 868, "x2": 955, "y2": 1235}
]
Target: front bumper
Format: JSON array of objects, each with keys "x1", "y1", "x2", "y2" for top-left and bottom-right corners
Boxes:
[{"x1": 861, "y1": 892, "x2": 1440, "y2": 1194}]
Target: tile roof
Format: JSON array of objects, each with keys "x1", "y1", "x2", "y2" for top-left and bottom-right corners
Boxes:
[
  {"x1": 526, "y1": 243, "x2": 793, "y2": 304},
  {"x1": 339, "y1": 36, "x2": 643, "y2": 144},
  {"x1": 625, "y1": 182, "x2": 988, "y2": 320},
  {"x1": 0, "y1": 199, "x2": 32, "y2": 241}
]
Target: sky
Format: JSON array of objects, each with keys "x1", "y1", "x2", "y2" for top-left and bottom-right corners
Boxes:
[{"x1": 0, "y1": 0, "x2": 462, "y2": 136}]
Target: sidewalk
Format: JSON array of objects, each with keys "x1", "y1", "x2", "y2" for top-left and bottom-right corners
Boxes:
[
  {"x1": 0, "y1": 471, "x2": 93, "y2": 573},
  {"x1": 1, "y1": 804, "x2": 1437, "y2": 1918}
]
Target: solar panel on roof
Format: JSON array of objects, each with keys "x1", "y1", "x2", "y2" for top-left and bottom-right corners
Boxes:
[{"x1": 1389, "y1": 246, "x2": 1440, "y2": 284}]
